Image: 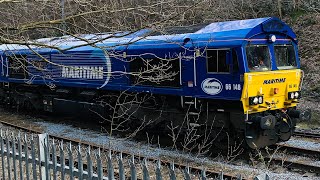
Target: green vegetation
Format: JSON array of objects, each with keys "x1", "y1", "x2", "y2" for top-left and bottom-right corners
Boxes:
[{"x1": 290, "y1": 9, "x2": 307, "y2": 22}]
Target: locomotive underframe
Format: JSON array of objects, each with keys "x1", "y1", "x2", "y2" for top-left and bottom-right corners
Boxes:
[{"x1": 0, "y1": 82, "x2": 300, "y2": 149}]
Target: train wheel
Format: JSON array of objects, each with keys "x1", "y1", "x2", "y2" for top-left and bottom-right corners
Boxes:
[{"x1": 278, "y1": 118, "x2": 296, "y2": 141}]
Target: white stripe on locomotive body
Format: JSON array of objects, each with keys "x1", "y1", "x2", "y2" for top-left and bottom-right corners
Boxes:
[{"x1": 98, "y1": 52, "x2": 112, "y2": 88}]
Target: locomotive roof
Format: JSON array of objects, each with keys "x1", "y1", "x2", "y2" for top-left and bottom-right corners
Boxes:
[{"x1": 0, "y1": 17, "x2": 297, "y2": 52}]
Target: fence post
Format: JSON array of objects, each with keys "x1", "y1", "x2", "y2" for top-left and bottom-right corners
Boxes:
[
  {"x1": 201, "y1": 168, "x2": 206, "y2": 180},
  {"x1": 96, "y1": 149, "x2": 103, "y2": 180},
  {"x1": 67, "y1": 142, "x2": 74, "y2": 180},
  {"x1": 117, "y1": 153, "x2": 125, "y2": 180},
  {"x1": 86, "y1": 146, "x2": 93, "y2": 180},
  {"x1": 18, "y1": 132, "x2": 24, "y2": 180},
  {"x1": 31, "y1": 136, "x2": 37, "y2": 180},
  {"x1": 24, "y1": 134, "x2": 30, "y2": 180},
  {"x1": 155, "y1": 160, "x2": 162, "y2": 180},
  {"x1": 12, "y1": 133, "x2": 17, "y2": 180},
  {"x1": 38, "y1": 133, "x2": 48, "y2": 180},
  {"x1": 77, "y1": 144, "x2": 83, "y2": 180},
  {"x1": 129, "y1": 155, "x2": 137, "y2": 180},
  {"x1": 169, "y1": 162, "x2": 176, "y2": 180},
  {"x1": 44, "y1": 141, "x2": 50, "y2": 180},
  {"x1": 142, "y1": 158, "x2": 150, "y2": 180},
  {"x1": 0, "y1": 130, "x2": 6, "y2": 180},
  {"x1": 218, "y1": 171, "x2": 224, "y2": 180},
  {"x1": 183, "y1": 166, "x2": 191, "y2": 180},
  {"x1": 60, "y1": 141, "x2": 65, "y2": 180},
  {"x1": 52, "y1": 140, "x2": 57, "y2": 180},
  {"x1": 107, "y1": 150, "x2": 115, "y2": 180},
  {"x1": 6, "y1": 132, "x2": 12, "y2": 180}
]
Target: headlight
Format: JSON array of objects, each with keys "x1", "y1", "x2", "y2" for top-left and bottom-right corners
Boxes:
[
  {"x1": 268, "y1": 34, "x2": 277, "y2": 43},
  {"x1": 288, "y1": 91, "x2": 301, "y2": 100},
  {"x1": 249, "y1": 96, "x2": 263, "y2": 105},
  {"x1": 290, "y1": 92, "x2": 295, "y2": 99}
]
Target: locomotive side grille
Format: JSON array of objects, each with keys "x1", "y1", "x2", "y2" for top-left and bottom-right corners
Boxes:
[
  {"x1": 8, "y1": 55, "x2": 28, "y2": 79},
  {"x1": 130, "y1": 57, "x2": 180, "y2": 88},
  {"x1": 51, "y1": 52, "x2": 107, "y2": 81}
]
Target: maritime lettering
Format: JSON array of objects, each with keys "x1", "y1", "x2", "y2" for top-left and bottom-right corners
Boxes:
[
  {"x1": 263, "y1": 78, "x2": 286, "y2": 84},
  {"x1": 62, "y1": 66, "x2": 104, "y2": 79}
]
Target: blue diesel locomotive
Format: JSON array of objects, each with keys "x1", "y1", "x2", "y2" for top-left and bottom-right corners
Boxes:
[{"x1": 0, "y1": 17, "x2": 307, "y2": 148}]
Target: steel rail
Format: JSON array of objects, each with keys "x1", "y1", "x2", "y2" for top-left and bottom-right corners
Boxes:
[
  {"x1": 266, "y1": 143, "x2": 320, "y2": 174},
  {"x1": 294, "y1": 131, "x2": 320, "y2": 139},
  {"x1": 275, "y1": 143, "x2": 320, "y2": 159},
  {"x1": 266, "y1": 156, "x2": 320, "y2": 174}
]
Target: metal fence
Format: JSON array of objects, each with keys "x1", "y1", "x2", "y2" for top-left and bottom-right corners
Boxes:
[{"x1": 0, "y1": 130, "x2": 247, "y2": 180}]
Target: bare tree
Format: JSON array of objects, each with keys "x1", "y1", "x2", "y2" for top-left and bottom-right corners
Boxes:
[
  {"x1": 0, "y1": 0, "x2": 316, "y2": 157},
  {"x1": 0, "y1": 0, "x2": 223, "y2": 156}
]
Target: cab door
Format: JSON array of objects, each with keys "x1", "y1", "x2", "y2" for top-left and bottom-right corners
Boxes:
[{"x1": 196, "y1": 48, "x2": 242, "y2": 100}]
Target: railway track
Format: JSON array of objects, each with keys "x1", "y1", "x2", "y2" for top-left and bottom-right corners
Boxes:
[
  {"x1": 275, "y1": 143, "x2": 320, "y2": 159},
  {"x1": 266, "y1": 143, "x2": 320, "y2": 174},
  {"x1": 294, "y1": 130, "x2": 320, "y2": 139},
  {"x1": 0, "y1": 119, "x2": 244, "y2": 180},
  {"x1": 268, "y1": 157, "x2": 320, "y2": 174}
]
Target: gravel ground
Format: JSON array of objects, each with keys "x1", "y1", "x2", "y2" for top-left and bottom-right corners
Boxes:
[{"x1": 31, "y1": 120, "x2": 319, "y2": 180}]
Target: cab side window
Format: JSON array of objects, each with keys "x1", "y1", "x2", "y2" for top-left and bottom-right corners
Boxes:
[{"x1": 206, "y1": 49, "x2": 229, "y2": 73}]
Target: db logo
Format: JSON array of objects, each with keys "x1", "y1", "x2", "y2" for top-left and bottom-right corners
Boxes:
[{"x1": 201, "y1": 78, "x2": 223, "y2": 95}]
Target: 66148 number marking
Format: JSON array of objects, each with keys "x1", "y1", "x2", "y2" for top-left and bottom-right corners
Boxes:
[{"x1": 225, "y1": 84, "x2": 241, "y2": 90}]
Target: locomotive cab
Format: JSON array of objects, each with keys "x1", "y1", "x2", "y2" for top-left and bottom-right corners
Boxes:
[
  {"x1": 194, "y1": 17, "x2": 306, "y2": 149},
  {"x1": 239, "y1": 21, "x2": 305, "y2": 148}
]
